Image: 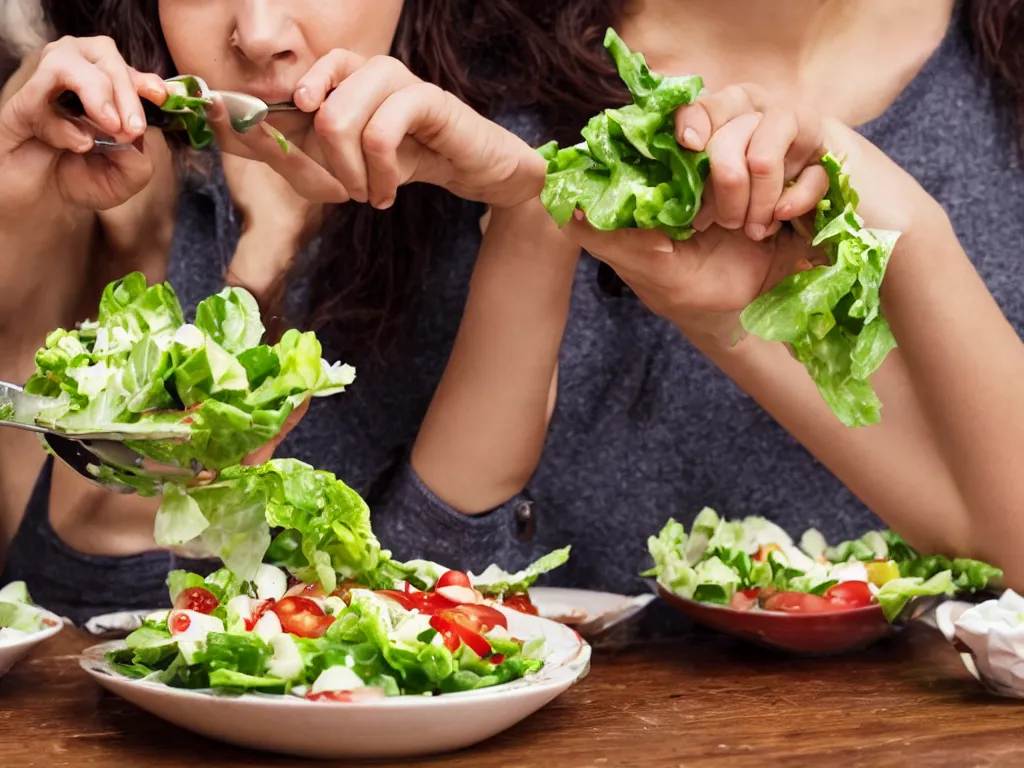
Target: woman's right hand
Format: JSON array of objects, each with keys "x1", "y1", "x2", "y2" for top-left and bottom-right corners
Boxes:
[{"x1": 0, "y1": 36, "x2": 167, "y2": 213}]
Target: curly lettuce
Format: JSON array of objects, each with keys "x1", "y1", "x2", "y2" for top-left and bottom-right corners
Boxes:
[
  {"x1": 23, "y1": 273, "x2": 354, "y2": 483},
  {"x1": 538, "y1": 29, "x2": 708, "y2": 240}
]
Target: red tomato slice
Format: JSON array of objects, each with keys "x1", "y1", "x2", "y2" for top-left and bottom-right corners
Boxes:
[
  {"x1": 729, "y1": 588, "x2": 760, "y2": 611},
  {"x1": 436, "y1": 608, "x2": 495, "y2": 657},
  {"x1": 173, "y1": 587, "x2": 219, "y2": 615},
  {"x1": 450, "y1": 603, "x2": 507, "y2": 631},
  {"x1": 169, "y1": 611, "x2": 192, "y2": 635},
  {"x1": 435, "y1": 570, "x2": 472, "y2": 590},
  {"x1": 429, "y1": 614, "x2": 463, "y2": 652},
  {"x1": 761, "y1": 591, "x2": 835, "y2": 614},
  {"x1": 502, "y1": 593, "x2": 538, "y2": 616},
  {"x1": 272, "y1": 596, "x2": 335, "y2": 638},
  {"x1": 489, "y1": 654, "x2": 505, "y2": 665},
  {"x1": 824, "y1": 581, "x2": 874, "y2": 609},
  {"x1": 376, "y1": 590, "x2": 455, "y2": 615}
]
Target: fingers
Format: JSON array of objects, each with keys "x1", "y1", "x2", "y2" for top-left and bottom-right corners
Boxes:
[
  {"x1": 705, "y1": 112, "x2": 761, "y2": 230},
  {"x1": 775, "y1": 164, "x2": 829, "y2": 220},
  {"x1": 360, "y1": 81, "x2": 451, "y2": 207},
  {"x1": 675, "y1": 82, "x2": 771, "y2": 151},
  {"x1": 744, "y1": 107, "x2": 797, "y2": 239},
  {"x1": 1, "y1": 36, "x2": 155, "y2": 153},
  {"x1": 293, "y1": 49, "x2": 367, "y2": 112},
  {"x1": 208, "y1": 95, "x2": 348, "y2": 203},
  {"x1": 312, "y1": 55, "x2": 420, "y2": 207},
  {"x1": 562, "y1": 209, "x2": 676, "y2": 261}
]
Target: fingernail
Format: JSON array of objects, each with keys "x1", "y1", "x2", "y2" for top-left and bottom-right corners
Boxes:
[
  {"x1": 654, "y1": 239, "x2": 674, "y2": 253},
  {"x1": 682, "y1": 127, "x2": 702, "y2": 150},
  {"x1": 128, "y1": 114, "x2": 145, "y2": 134},
  {"x1": 746, "y1": 223, "x2": 766, "y2": 241},
  {"x1": 101, "y1": 102, "x2": 118, "y2": 126},
  {"x1": 796, "y1": 259, "x2": 814, "y2": 272},
  {"x1": 75, "y1": 138, "x2": 94, "y2": 153},
  {"x1": 294, "y1": 85, "x2": 309, "y2": 106},
  {"x1": 377, "y1": 198, "x2": 395, "y2": 211},
  {"x1": 573, "y1": 208, "x2": 586, "y2": 221},
  {"x1": 776, "y1": 203, "x2": 792, "y2": 219}
]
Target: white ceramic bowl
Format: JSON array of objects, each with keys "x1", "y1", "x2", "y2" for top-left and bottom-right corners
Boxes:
[
  {"x1": 0, "y1": 609, "x2": 64, "y2": 678},
  {"x1": 80, "y1": 607, "x2": 591, "y2": 759},
  {"x1": 529, "y1": 587, "x2": 653, "y2": 637}
]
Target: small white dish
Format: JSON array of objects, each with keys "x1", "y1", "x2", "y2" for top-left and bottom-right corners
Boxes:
[
  {"x1": 934, "y1": 591, "x2": 1024, "y2": 699},
  {"x1": 0, "y1": 609, "x2": 65, "y2": 678},
  {"x1": 80, "y1": 608, "x2": 591, "y2": 760},
  {"x1": 529, "y1": 587, "x2": 654, "y2": 638}
]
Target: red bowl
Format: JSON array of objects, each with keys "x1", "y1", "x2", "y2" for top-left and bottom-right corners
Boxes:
[{"x1": 656, "y1": 585, "x2": 896, "y2": 655}]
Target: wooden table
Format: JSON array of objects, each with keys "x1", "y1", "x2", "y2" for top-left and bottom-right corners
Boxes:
[{"x1": 2, "y1": 625, "x2": 1022, "y2": 767}]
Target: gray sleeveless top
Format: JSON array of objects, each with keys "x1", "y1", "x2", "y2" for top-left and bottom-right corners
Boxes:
[{"x1": 4, "y1": 12, "x2": 1022, "y2": 632}]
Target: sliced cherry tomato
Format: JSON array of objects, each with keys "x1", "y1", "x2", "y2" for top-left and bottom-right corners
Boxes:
[
  {"x1": 244, "y1": 599, "x2": 275, "y2": 631},
  {"x1": 502, "y1": 593, "x2": 538, "y2": 616},
  {"x1": 272, "y1": 596, "x2": 335, "y2": 638},
  {"x1": 429, "y1": 614, "x2": 463, "y2": 652},
  {"x1": 489, "y1": 654, "x2": 505, "y2": 665},
  {"x1": 450, "y1": 603, "x2": 507, "y2": 631},
  {"x1": 729, "y1": 588, "x2": 760, "y2": 611},
  {"x1": 824, "y1": 581, "x2": 874, "y2": 609},
  {"x1": 761, "y1": 591, "x2": 835, "y2": 614},
  {"x1": 435, "y1": 570, "x2": 472, "y2": 590},
  {"x1": 375, "y1": 589, "x2": 455, "y2": 615},
  {"x1": 435, "y1": 608, "x2": 495, "y2": 657},
  {"x1": 173, "y1": 587, "x2": 219, "y2": 615},
  {"x1": 754, "y1": 543, "x2": 782, "y2": 562},
  {"x1": 169, "y1": 611, "x2": 192, "y2": 634}
]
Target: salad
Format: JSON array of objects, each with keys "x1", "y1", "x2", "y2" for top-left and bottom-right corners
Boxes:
[
  {"x1": 645, "y1": 508, "x2": 1002, "y2": 622},
  {"x1": 0, "y1": 582, "x2": 58, "y2": 643},
  {"x1": 538, "y1": 29, "x2": 899, "y2": 427},
  {"x1": 109, "y1": 453, "x2": 571, "y2": 698},
  {"x1": 19, "y1": 273, "x2": 353, "y2": 486},
  {"x1": 106, "y1": 550, "x2": 570, "y2": 699}
]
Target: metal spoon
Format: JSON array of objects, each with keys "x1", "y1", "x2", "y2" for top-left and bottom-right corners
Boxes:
[
  {"x1": 53, "y1": 83, "x2": 298, "y2": 146},
  {"x1": 1, "y1": 381, "x2": 209, "y2": 494}
]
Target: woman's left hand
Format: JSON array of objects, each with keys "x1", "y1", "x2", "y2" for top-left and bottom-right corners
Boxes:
[
  {"x1": 209, "y1": 50, "x2": 546, "y2": 210},
  {"x1": 559, "y1": 84, "x2": 937, "y2": 340}
]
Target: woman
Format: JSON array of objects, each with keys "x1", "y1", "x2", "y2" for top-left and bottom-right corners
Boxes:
[
  {"x1": 354, "y1": 0, "x2": 1024, "y2": 626},
  {"x1": 0, "y1": 0, "x2": 564, "y2": 622},
  {"x1": 1, "y1": 0, "x2": 1021, "y2": 630}
]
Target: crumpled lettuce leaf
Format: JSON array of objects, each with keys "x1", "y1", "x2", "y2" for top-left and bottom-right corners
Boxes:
[
  {"x1": 24, "y1": 273, "x2": 355, "y2": 482},
  {"x1": 155, "y1": 458, "x2": 382, "y2": 587},
  {"x1": 741, "y1": 154, "x2": 901, "y2": 426},
  {"x1": 538, "y1": 28, "x2": 708, "y2": 240},
  {"x1": 0, "y1": 581, "x2": 47, "y2": 634},
  {"x1": 464, "y1": 547, "x2": 572, "y2": 596}
]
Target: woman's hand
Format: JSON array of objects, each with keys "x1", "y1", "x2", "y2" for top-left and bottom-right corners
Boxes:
[
  {"x1": 559, "y1": 83, "x2": 937, "y2": 340},
  {"x1": 210, "y1": 50, "x2": 546, "y2": 210},
  {"x1": 0, "y1": 36, "x2": 167, "y2": 213}
]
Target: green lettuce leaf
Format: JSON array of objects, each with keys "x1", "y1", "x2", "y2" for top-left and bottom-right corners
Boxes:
[
  {"x1": 468, "y1": 547, "x2": 571, "y2": 596},
  {"x1": 155, "y1": 458, "x2": 381, "y2": 586},
  {"x1": 538, "y1": 29, "x2": 707, "y2": 240},
  {"x1": 24, "y1": 274, "x2": 355, "y2": 477},
  {"x1": 741, "y1": 155, "x2": 901, "y2": 426}
]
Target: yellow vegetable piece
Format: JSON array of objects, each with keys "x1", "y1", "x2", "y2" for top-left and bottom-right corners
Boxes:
[{"x1": 866, "y1": 560, "x2": 900, "y2": 586}]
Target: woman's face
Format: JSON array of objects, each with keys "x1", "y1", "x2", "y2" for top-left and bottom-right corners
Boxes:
[{"x1": 158, "y1": 0, "x2": 403, "y2": 134}]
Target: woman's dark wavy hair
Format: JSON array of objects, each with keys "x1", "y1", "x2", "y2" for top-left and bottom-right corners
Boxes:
[{"x1": 41, "y1": 0, "x2": 1024, "y2": 360}]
